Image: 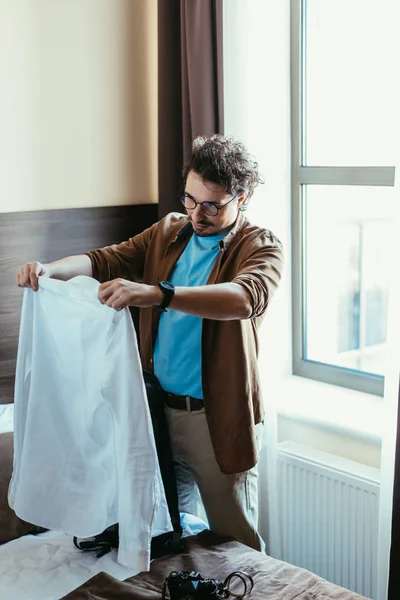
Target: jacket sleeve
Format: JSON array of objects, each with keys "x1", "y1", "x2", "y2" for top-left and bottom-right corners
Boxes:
[
  {"x1": 86, "y1": 222, "x2": 157, "y2": 283},
  {"x1": 232, "y1": 230, "x2": 284, "y2": 318}
]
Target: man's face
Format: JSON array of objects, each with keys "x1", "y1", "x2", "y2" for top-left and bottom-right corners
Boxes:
[{"x1": 183, "y1": 171, "x2": 246, "y2": 237}]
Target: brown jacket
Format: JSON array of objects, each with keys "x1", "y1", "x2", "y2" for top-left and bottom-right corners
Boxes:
[{"x1": 87, "y1": 211, "x2": 284, "y2": 474}]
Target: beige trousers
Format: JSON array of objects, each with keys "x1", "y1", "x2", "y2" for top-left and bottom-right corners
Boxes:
[{"x1": 164, "y1": 405, "x2": 265, "y2": 552}]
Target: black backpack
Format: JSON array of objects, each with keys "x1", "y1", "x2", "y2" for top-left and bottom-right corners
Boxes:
[{"x1": 73, "y1": 370, "x2": 183, "y2": 560}]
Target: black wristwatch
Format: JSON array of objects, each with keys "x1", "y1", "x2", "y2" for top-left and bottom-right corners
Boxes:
[{"x1": 157, "y1": 281, "x2": 175, "y2": 311}]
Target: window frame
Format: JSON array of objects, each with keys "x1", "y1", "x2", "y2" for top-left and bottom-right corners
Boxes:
[{"x1": 290, "y1": 0, "x2": 395, "y2": 397}]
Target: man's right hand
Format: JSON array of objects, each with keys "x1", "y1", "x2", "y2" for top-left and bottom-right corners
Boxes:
[{"x1": 16, "y1": 262, "x2": 51, "y2": 292}]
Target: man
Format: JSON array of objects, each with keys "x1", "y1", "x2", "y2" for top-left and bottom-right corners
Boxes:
[{"x1": 16, "y1": 134, "x2": 283, "y2": 551}]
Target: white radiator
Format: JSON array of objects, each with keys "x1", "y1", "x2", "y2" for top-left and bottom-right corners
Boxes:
[{"x1": 277, "y1": 441, "x2": 380, "y2": 600}]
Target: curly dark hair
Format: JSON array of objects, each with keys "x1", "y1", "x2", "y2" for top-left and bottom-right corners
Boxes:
[{"x1": 182, "y1": 134, "x2": 264, "y2": 209}]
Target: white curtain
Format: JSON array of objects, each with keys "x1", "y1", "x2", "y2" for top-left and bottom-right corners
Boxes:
[
  {"x1": 376, "y1": 211, "x2": 400, "y2": 600},
  {"x1": 223, "y1": 4, "x2": 400, "y2": 590},
  {"x1": 223, "y1": 0, "x2": 291, "y2": 558}
]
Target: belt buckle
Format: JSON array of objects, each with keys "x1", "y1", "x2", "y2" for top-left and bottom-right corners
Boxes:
[{"x1": 185, "y1": 396, "x2": 192, "y2": 412}]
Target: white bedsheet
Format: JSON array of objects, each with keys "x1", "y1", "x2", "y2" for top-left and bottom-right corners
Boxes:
[
  {"x1": 0, "y1": 515, "x2": 208, "y2": 600},
  {"x1": 0, "y1": 530, "x2": 136, "y2": 600}
]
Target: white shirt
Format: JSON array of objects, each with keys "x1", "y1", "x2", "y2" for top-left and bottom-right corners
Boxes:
[{"x1": 9, "y1": 276, "x2": 171, "y2": 573}]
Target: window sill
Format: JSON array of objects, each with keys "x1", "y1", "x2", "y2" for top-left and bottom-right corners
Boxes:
[{"x1": 271, "y1": 375, "x2": 383, "y2": 444}]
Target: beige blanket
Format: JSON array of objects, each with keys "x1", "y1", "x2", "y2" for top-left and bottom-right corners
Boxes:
[{"x1": 60, "y1": 530, "x2": 368, "y2": 600}]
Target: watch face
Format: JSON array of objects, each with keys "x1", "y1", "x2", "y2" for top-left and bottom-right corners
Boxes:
[{"x1": 161, "y1": 281, "x2": 174, "y2": 292}]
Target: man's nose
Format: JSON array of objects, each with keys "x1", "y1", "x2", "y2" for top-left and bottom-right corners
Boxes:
[{"x1": 192, "y1": 203, "x2": 204, "y2": 217}]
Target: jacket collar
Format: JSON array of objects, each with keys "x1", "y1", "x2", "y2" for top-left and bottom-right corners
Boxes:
[{"x1": 219, "y1": 210, "x2": 247, "y2": 251}]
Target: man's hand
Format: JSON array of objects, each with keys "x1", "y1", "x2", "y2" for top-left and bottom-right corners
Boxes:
[
  {"x1": 16, "y1": 262, "x2": 52, "y2": 291},
  {"x1": 16, "y1": 255, "x2": 92, "y2": 287},
  {"x1": 98, "y1": 279, "x2": 162, "y2": 310}
]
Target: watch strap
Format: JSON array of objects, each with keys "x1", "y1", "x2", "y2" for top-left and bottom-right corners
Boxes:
[{"x1": 157, "y1": 281, "x2": 175, "y2": 310}]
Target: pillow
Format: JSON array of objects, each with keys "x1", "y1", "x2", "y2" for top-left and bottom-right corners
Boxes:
[
  {"x1": 0, "y1": 432, "x2": 44, "y2": 544},
  {"x1": 0, "y1": 404, "x2": 14, "y2": 434}
]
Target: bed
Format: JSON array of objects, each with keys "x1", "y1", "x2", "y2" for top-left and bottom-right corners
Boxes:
[
  {"x1": 0, "y1": 406, "x2": 368, "y2": 600},
  {"x1": 59, "y1": 530, "x2": 369, "y2": 600}
]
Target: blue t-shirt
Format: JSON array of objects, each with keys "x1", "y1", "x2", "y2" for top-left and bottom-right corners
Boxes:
[{"x1": 153, "y1": 232, "x2": 226, "y2": 399}]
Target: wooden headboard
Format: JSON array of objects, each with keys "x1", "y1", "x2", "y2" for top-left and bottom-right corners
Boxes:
[{"x1": 0, "y1": 204, "x2": 158, "y2": 404}]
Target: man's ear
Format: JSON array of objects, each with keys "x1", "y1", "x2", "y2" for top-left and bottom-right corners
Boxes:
[{"x1": 237, "y1": 192, "x2": 249, "y2": 210}]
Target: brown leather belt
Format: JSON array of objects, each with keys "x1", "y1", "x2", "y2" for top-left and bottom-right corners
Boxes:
[{"x1": 164, "y1": 392, "x2": 204, "y2": 412}]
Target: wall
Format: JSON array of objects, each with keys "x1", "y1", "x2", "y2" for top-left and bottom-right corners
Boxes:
[
  {"x1": 0, "y1": 0, "x2": 158, "y2": 213},
  {"x1": 0, "y1": 1, "x2": 159, "y2": 402},
  {"x1": 278, "y1": 416, "x2": 381, "y2": 469}
]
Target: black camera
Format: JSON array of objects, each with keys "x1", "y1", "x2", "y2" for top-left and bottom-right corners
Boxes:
[
  {"x1": 164, "y1": 571, "x2": 223, "y2": 599},
  {"x1": 162, "y1": 569, "x2": 254, "y2": 600}
]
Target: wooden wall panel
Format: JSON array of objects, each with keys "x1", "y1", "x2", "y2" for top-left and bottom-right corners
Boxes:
[{"x1": 0, "y1": 204, "x2": 158, "y2": 404}]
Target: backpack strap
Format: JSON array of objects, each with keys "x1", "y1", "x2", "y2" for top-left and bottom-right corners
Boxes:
[
  {"x1": 73, "y1": 524, "x2": 119, "y2": 558},
  {"x1": 167, "y1": 530, "x2": 184, "y2": 554},
  {"x1": 73, "y1": 535, "x2": 113, "y2": 558}
]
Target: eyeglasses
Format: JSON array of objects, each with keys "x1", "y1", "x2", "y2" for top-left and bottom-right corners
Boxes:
[{"x1": 179, "y1": 194, "x2": 237, "y2": 217}]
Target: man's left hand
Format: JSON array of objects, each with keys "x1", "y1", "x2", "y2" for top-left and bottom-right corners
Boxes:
[{"x1": 98, "y1": 279, "x2": 162, "y2": 310}]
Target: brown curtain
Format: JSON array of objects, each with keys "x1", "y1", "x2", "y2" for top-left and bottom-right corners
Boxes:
[
  {"x1": 158, "y1": 0, "x2": 224, "y2": 217},
  {"x1": 388, "y1": 389, "x2": 400, "y2": 598}
]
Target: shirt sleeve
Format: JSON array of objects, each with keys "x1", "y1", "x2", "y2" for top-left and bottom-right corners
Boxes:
[
  {"x1": 232, "y1": 230, "x2": 284, "y2": 318},
  {"x1": 86, "y1": 222, "x2": 157, "y2": 283}
]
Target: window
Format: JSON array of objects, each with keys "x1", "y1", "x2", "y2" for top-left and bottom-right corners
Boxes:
[{"x1": 291, "y1": 0, "x2": 398, "y2": 395}]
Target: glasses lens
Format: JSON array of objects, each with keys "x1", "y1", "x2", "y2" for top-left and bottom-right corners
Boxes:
[
  {"x1": 201, "y1": 202, "x2": 218, "y2": 216},
  {"x1": 181, "y1": 195, "x2": 196, "y2": 210}
]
